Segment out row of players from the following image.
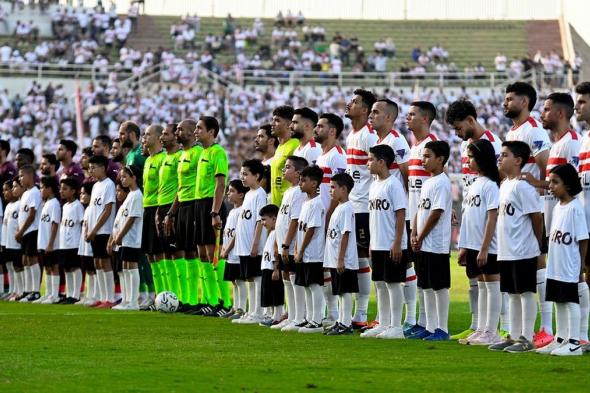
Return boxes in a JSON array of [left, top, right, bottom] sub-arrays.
[[2, 81, 590, 356]]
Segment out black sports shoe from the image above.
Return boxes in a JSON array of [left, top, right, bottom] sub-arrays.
[[194, 305, 213, 316], [60, 297, 79, 304], [25, 292, 41, 302], [16, 292, 30, 301], [177, 303, 195, 313], [215, 306, 233, 317], [185, 303, 207, 315]]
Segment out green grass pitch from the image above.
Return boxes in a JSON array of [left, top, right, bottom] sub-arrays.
[[1, 258, 589, 392]]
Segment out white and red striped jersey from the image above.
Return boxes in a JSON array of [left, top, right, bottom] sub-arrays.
[[544, 130, 580, 232], [579, 132, 590, 232], [376, 129, 411, 186], [505, 117, 551, 180], [460, 130, 502, 208], [408, 133, 438, 221], [293, 139, 322, 166], [346, 124, 379, 213], [316, 145, 347, 209]]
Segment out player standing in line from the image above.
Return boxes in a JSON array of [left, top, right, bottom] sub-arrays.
[[324, 173, 358, 336], [410, 141, 453, 341], [156, 124, 182, 296], [91, 135, 120, 182], [221, 180, 248, 319], [120, 121, 147, 168], [292, 107, 321, 165], [446, 99, 504, 340], [369, 99, 417, 332], [259, 204, 285, 326], [233, 159, 267, 324], [574, 81, 590, 350], [58, 178, 85, 305], [77, 182, 97, 306], [140, 125, 166, 299], [85, 156, 117, 308], [456, 139, 502, 346], [536, 164, 587, 356], [363, 144, 407, 339], [489, 141, 543, 353], [164, 119, 203, 312], [1, 182, 15, 299], [56, 139, 85, 185], [6, 180, 23, 300], [345, 89, 378, 329], [503, 82, 553, 346], [405, 101, 439, 337], [110, 166, 144, 310], [194, 116, 231, 317], [274, 156, 308, 330], [34, 177, 61, 304], [294, 166, 326, 333], [254, 124, 278, 166], [270, 106, 298, 206], [15, 165, 42, 302]]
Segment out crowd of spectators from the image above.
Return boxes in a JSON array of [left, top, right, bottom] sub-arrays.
[[493, 50, 583, 85]]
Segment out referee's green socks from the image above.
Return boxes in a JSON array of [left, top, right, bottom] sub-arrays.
[[163, 259, 178, 295], [215, 259, 232, 308], [186, 258, 200, 305], [151, 260, 165, 294], [175, 258, 189, 303], [201, 261, 220, 307]]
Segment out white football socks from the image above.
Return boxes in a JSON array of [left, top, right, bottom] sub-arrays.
[[253, 276, 262, 317], [536, 268, 553, 334], [309, 283, 323, 324], [521, 291, 537, 341], [469, 278, 479, 330], [353, 258, 371, 322], [23, 266, 31, 292], [509, 294, 522, 338], [273, 305, 284, 321], [578, 282, 589, 341], [500, 291, 510, 332], [554, 302, 567, 340], [435, 288, 450, 333], [340, 293, 353, 327], [105, 270, 115, 303], [293, 280, 306, 322], [235, 279, 247, 311], [15, 270, 23, 294], [129, 268, 140, 306], [6, 262, 14, 294], [304, 286, 313, 322], [387, 282, 404, 329], [477, 281, 487, 331], [71, 270, 81, 300], [323, 271, 338, 320], [485, 281, 501, 333], [31, 263, 40, 292], [87, 273, 96, 300], [375, 281, 390, 326], [65, 272, 73, 298], [283, 279, 295, 320], [424, 288, 437, 333], [403, 267, 417, 325], [417, 287, 426, 327], [51, 274, 60, 299], [95, 270, 105, 301], [567, 301, 581, 341]]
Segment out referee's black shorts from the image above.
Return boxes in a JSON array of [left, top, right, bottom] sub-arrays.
[[175, 200, 197, 252], [194, 197, 227, 246], [142, 206, 163, 255], [156, 204, 177, 255]]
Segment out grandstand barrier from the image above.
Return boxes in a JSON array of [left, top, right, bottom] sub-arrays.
[[0, 62, 133, 83]]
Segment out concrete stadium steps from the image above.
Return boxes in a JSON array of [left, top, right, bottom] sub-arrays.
[[571, 25, 590, 81], [526, 20, 562, 56], [144, 16, 530, 71], [126, 15, 171, 51]]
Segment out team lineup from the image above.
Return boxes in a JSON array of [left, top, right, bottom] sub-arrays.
[[3, 81, 590, 356]]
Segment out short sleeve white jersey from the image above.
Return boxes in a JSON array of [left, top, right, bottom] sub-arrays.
[[113, 189, 144, 248], [369, 175, 408, 251], [543, 130, 580, 232], [223, 207, 240, 264], [460, 130, 502, 207], [324, 201, 358, 269], [261, 230, 277, 270], [235, 187, 267, 256], [4, 201, 20, 250], [458, 176, 499, 253], [87, 177, 116, 236], [78, 207, 93, 257], [37, 198, 61, 251], [316, 145, 346, 209], [275, 186, 306, 255], [346, 124, 379, 213], [547, 199, 588, 283], [505, 117, 551, 180], [497, 178, 542, 260], [376, 129, 411, 185], [416, 173, 452, 254], [59, 200, 84, 250], [408, 133, 438, 221], [578, 132, 590, 232], [293, 139, 322, 166], [18, 186, 42, 235], [296, 196, 326, 262]]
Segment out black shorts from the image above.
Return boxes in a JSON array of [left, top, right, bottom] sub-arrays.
[[82, 256, 95, 273], [500, 258, 538, 294], [239, 255, 262, 279], [6, 248, 23, 268], [60, 249, 80, 270], [223, 262, 241, 281], [176, 200, 197, 252], [21, 231, 38, 257], [295, 262, 324, 287], [278, 254, 296, 273], [371, 250, 408, 283], [261, 269, 285, 307], [354, 213, 370, 250], [40, 250, 59, 267], [111, 248, 122, 273], [406, 220, 415, 264], [156, 204, 177, 255], [416, 252, 451, 290], [90, 234, 110, 259], [194, 198, 227, 246], [546, 278, 579, 303], [465, 249, 500, 278], [330, 268, 359, 295], [120, 247, 141, 263], [142, 206, 163, 255]]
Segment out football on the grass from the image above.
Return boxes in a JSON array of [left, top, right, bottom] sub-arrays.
[[155, 291, 179, 313]]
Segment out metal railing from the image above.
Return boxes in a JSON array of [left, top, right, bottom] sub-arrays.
[[0, 62, 134, 82]]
